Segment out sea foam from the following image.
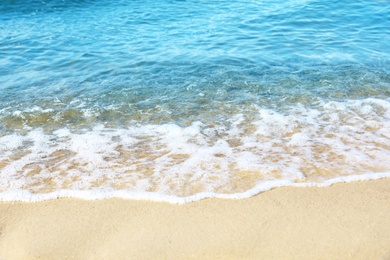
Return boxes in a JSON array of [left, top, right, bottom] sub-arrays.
[[1, 98, 390, 203]]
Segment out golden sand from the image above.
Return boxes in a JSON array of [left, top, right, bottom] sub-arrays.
[[1, 178, 390, 259]]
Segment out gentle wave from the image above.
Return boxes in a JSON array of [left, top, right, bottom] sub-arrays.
[[1, 98, 389, 200], [1, 0, 390, 202]]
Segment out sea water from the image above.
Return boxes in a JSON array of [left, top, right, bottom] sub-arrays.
[[0, 0, 389, 203]]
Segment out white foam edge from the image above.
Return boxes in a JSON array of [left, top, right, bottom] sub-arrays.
[[1, 172, 390, 204]]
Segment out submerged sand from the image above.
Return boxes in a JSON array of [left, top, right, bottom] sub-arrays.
[[1, 178, 390, 259]]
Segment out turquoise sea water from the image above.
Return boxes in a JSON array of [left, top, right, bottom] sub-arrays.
[[0, 0, 390, 202]]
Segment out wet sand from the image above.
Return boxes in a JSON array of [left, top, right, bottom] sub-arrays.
[[1, 178, 390, 259]]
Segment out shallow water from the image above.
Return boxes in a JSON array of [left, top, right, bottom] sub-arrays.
[[1, 0, 390, 202]]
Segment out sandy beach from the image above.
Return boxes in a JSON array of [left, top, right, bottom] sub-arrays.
[[1, 178, 390, 259]]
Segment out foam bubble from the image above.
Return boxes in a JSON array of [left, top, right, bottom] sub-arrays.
[[0, 98, 390, 202], [0, 172, 390, 204]]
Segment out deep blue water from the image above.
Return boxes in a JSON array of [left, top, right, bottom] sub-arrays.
[[0, 0, 390, 201]]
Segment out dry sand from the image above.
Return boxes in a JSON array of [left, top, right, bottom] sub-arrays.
[[1, 178, 390, 259]]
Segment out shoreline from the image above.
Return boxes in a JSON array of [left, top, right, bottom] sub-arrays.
[[1, 172, 390, 203], [1, 178, 390, 259]]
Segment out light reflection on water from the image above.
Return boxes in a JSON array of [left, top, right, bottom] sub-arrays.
[[0, 0, 390, 200]]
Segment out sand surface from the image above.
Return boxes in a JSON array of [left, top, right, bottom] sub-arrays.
[[1, 178, 390, 259]]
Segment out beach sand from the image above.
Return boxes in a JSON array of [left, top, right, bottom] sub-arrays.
[[1, 178, 390, 259]]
